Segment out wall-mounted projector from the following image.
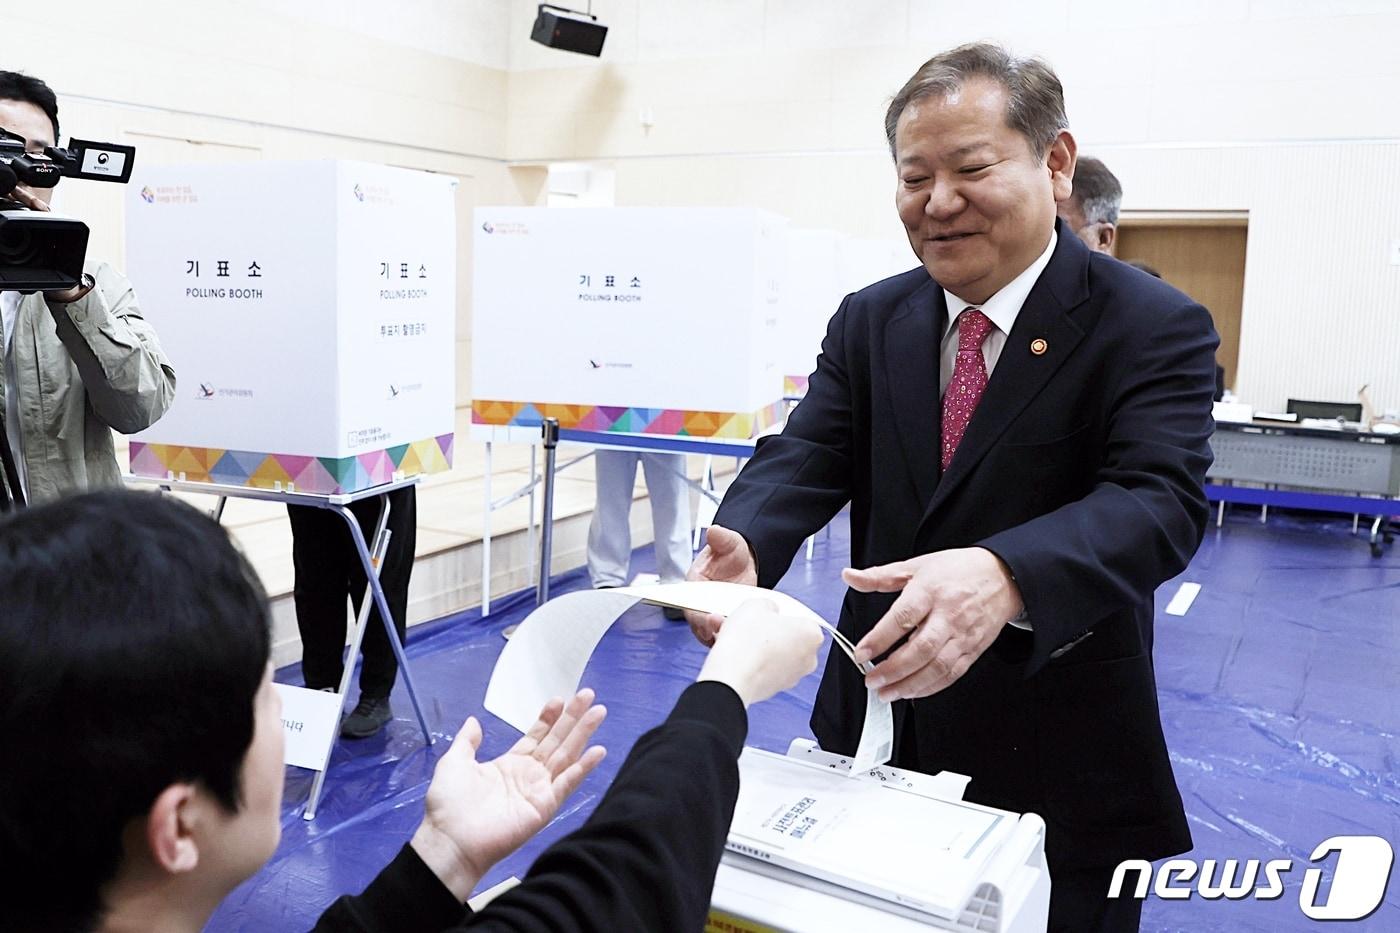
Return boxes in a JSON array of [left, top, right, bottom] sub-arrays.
[[530, 3, 608, 57]]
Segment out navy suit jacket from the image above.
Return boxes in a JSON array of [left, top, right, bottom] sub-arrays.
[[713, 222, 1217, 868]]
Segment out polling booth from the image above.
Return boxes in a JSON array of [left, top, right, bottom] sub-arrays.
[[837, 236, 916, 296], [123, 160, 458, 819], [778, 229, 843, 398], [126, 160, 457, 493], [471, 206, 788, 439]]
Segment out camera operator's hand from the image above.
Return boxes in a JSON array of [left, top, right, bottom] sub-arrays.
[[4, 181, 50, 212]]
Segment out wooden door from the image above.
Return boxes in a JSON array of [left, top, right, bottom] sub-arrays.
[[1116, 214, 1248, 392]]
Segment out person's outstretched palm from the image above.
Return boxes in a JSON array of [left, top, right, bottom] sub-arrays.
[[411, 690, 608, 899]]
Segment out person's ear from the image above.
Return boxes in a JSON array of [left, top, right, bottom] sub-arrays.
[[145, 784, 202, 874], [1098, 223, 1117, 254], [1047, 130, 1076, 203]]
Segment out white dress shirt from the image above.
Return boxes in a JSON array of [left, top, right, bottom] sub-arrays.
[[939, 229, 1058, 397], [934, 230, 1057, 630]]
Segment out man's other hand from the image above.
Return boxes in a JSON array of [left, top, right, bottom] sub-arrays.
[[683, 525, 757, 646], [847, 547, 1023, 701]]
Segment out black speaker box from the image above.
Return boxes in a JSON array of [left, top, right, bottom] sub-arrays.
[[530, 9, 608, 57]]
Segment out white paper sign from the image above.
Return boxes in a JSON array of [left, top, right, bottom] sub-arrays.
[[1164, 581, 1202, 616], [273, 683, 343, 772], [483, 582, 893, 773]]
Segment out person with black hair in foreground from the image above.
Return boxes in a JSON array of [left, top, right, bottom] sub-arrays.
[[0, 490, 822, 933]]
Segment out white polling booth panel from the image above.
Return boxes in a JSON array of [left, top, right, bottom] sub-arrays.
[[778, 229, 843, 398], [837, 237, 917, 296], [125, 160, 457, 493], [471, 207, 787, 438]]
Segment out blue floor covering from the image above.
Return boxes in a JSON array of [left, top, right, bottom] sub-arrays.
[[209, 507, 1399, 932]]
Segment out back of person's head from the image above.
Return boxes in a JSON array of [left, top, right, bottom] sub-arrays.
[[0, 69, 60, 141], [0, 490, 272, 932], [885, 42, 1067, 159], [1067, 156, 1122, 227]]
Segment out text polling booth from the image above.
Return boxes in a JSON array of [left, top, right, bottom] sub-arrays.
[[124, 161, 457, 813], [125, 161, 457, 492], [471, 207, 787, 439]]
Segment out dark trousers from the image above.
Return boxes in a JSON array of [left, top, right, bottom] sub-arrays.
[[894, 706, 1144, 933], [1048, 864, 1144, 933], [287, 487, 416, 698]]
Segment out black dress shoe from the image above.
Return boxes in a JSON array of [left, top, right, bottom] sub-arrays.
[[662, 605, 685, 622], [341, 695, 393, 738]]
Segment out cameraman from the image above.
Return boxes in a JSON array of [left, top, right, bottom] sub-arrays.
[[0, 71, 175, 508]]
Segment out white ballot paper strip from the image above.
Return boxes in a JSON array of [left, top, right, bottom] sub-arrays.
[[483, 581, 894, 772]]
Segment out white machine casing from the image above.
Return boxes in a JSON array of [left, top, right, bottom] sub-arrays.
[[708, 739, 1050, 933]]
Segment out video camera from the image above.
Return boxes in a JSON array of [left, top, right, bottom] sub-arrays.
[[0, 127, 135, 292]]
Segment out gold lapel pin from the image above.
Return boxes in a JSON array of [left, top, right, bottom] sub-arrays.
[[1030, 338, 1048, 356]]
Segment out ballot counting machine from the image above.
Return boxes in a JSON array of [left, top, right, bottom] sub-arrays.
[[707, 740, 1051, 933]]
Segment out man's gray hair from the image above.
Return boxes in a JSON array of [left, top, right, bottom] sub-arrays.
[[884, 43, 1068, 160], [1069, 156, 1122, 226]]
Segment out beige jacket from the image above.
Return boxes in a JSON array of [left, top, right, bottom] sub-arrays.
[[0, 261, 176, 505]]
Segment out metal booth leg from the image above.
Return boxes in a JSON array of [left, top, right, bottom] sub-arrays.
[[303, 500, 393, 821], [332, 498, 433, 746]]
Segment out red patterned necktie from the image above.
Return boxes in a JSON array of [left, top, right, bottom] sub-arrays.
[[941, 308, 995, 470]]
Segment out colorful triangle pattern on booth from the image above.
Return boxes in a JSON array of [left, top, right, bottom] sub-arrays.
[[128, 433, 455, 494], [470, 399, 786, 439]]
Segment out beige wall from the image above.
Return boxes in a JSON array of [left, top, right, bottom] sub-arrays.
[[3, 0, 539, 407], [6, 1, 1400, 412], [502, 0, 1400, 413]]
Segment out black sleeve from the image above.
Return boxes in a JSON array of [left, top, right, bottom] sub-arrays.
[[310, 681, 748, 933], [311, 842, 469, 932], [461, 681, 747, 932]]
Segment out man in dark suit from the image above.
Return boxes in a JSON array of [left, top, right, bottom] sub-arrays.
[[687, 43, 1218, 933]]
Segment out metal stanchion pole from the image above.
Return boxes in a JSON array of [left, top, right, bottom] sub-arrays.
[[537, 417, 559, 606], [504, 418, 560, 640]]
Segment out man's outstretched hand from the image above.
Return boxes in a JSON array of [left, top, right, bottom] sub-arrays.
[[410, 689, 608, 900]]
